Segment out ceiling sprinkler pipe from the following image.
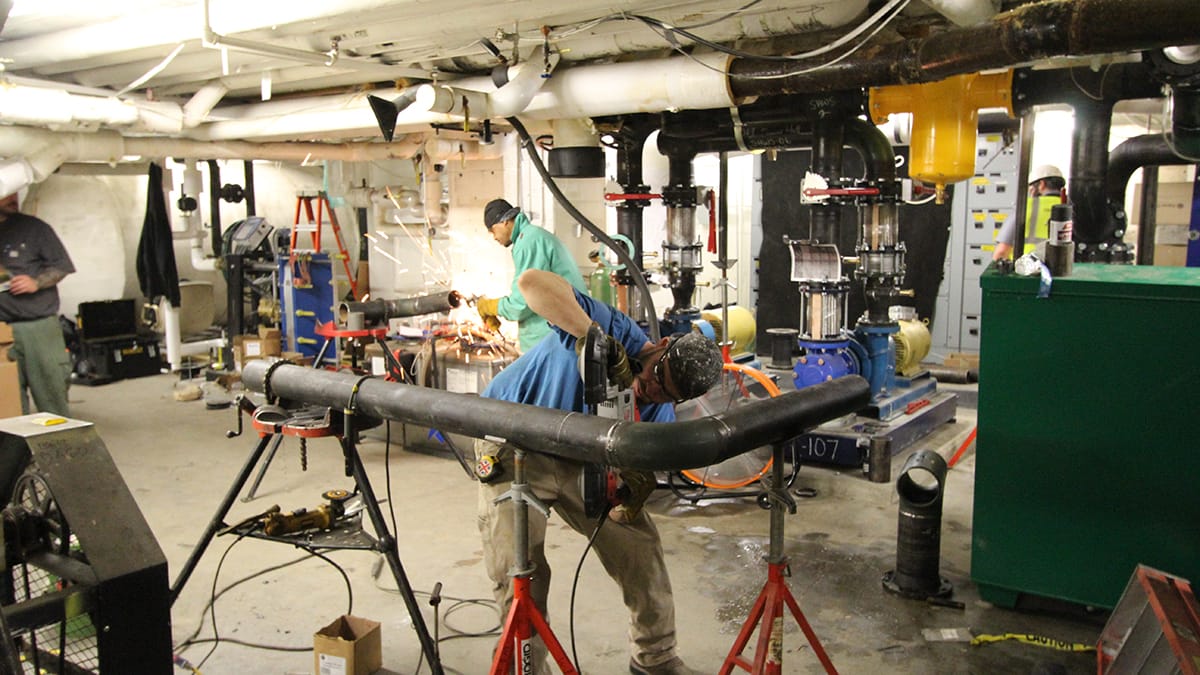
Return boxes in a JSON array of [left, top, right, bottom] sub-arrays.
[[338, 291, 462, 325], [242, 361, 870, 471]]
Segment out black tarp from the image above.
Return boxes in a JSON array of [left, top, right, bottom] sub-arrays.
[[136, 162, 181, 307]]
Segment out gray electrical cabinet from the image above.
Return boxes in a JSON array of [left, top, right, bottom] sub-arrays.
[[931, 130, 1020, 353]]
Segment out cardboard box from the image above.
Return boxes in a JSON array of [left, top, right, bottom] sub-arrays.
[[258, 326, 281, 341], [1130, 181, 1197, 227], [0, 321, 13, 344], [314, 615, 381, 675], [1154, 244, 1189, 267], [1, 362, 22, 418]]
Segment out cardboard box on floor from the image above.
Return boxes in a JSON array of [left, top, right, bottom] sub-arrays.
[[314, 615, 381, 675], [0, 362, 20, 418]]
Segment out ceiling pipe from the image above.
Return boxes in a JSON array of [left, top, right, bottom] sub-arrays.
[[182, 81, 230, 128], [242, 361, 871, 471], [192, 52, 732, 142], [0, 80, 183, 133], [728, 0, 1200, 97]]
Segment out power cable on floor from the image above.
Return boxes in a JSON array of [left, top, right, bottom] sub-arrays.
[[569, 506, 612, 673], [176, 536, 353, 668]]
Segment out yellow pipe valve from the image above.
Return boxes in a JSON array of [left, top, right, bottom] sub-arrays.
[[870, 71, 1014, 203]]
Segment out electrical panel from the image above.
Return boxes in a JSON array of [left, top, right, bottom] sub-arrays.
[[931, 131, 1020, 353]]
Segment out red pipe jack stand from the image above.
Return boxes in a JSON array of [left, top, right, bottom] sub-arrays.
[[720, 444, 839, 675], [489, 446, 579, 675]]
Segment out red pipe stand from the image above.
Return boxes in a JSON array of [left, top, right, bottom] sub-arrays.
[[719, 444, 839, 675], [488, 447, 580, 675]]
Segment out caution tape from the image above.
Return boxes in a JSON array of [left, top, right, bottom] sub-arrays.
[[971, 633, 1095, 652]]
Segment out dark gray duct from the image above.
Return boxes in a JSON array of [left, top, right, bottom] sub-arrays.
[[728, 0, 1200, 97], [242, 361, 870, 471]]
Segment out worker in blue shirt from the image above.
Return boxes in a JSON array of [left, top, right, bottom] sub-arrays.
[[475, 199, 586, 352], [474, 269, 722, 675]]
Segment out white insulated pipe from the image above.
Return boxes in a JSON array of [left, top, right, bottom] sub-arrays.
[[192, 52, 734, 141], [183, 81, 230, 128], [0, 81, 184, 134], [162, 303, 225, 371]]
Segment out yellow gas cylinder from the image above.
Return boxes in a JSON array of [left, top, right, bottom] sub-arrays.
[[698, 306, 757, 354]]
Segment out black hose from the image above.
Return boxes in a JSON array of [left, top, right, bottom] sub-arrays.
[[506, 116, 661, 341]]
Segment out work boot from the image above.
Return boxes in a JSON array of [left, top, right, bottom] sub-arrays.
[[628, 656, 702, 675]]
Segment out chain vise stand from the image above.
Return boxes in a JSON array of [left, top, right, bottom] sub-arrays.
[[170, 362, 444, 674]]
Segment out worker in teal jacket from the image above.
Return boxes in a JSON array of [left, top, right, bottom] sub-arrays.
[[476, 199, 586, 352]]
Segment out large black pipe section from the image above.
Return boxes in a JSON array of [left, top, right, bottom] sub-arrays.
[[243, 361, 870, 471], [207, 159, 222, 258], [656, 96, 821, 154], [882, 449, 953, 600], [1137, 167, 1159, 265], [507, 116, 661, 340], [1173, 88, 1200, 157], [337, 291, 463, 326], [1108, 134, 1194, 212], [729, 0, 1200, 97], [1070, 99, 1128, 261], [612, 115, 657, 285]]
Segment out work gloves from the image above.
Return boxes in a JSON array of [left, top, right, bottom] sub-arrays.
[[475, 296, 502, 331], [575, 323, 634, 389], [611, 470, 657, 524]]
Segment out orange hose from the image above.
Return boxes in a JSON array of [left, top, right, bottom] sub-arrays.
[[681, 363, 780, 489]]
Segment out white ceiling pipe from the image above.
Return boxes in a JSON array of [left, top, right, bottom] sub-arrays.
[[183, 81, 230, 128], [489, 44, 560, 117], [921, 0, 999, 26], [193, 51, 733, 141], [552, 118, 599, 148], [0, 127, 438, 171], [0, 81, 184, 133]]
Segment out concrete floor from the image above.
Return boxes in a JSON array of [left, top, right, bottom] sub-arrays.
[[47, 373, 1104, 674]]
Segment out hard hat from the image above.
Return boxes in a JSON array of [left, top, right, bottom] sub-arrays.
[[1030, 164, 1064, 184]]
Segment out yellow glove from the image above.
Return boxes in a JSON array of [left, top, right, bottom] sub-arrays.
[[611, 470, 657, 524], [476, 297, 501, 331]]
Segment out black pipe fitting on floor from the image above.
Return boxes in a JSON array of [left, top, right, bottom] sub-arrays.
[[883, 449, 954, 600]]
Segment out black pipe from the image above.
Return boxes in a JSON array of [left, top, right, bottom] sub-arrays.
[[882, 449, 953, 600], [1108, 134, 1190, 210], [243, 361, 870, 471], [1070, 100, 1128, 261], [729, 0, 1200, 97], [924, 365, 978, 384], [1012, 63, 1163, 114], [809, 115, 844, 244], [612, 116, 654, 285], [507, 116, 661, 340], [843, 118, 897, 187], [207, 159, 221, 258], [337, 291, 462, 325], [1137, 167, 1159, 265], [243, 160, 256, 217]]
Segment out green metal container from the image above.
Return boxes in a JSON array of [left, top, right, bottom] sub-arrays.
[[971, 263, 1200, 609]]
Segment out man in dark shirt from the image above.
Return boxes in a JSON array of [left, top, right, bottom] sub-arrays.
[[0, 192, 75, 416]]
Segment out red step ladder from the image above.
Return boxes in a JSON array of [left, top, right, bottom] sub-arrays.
[[291, 192, 360, 300]]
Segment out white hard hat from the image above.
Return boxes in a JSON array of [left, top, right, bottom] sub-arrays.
[[1030, 164, 1064, 183]]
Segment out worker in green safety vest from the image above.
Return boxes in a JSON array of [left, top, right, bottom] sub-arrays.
[[993, 164, 1067, 261]]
